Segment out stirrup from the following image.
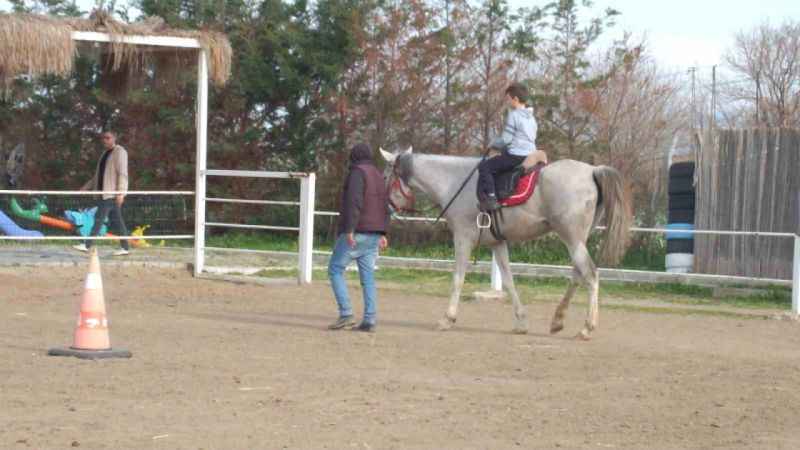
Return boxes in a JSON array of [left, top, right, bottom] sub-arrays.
[[476, 211, 492, 229]]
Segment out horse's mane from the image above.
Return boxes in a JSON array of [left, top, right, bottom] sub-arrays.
[[404, 152, 480, 179]]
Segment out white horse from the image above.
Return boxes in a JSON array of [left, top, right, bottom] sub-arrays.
[[380, 147, 631, 340]]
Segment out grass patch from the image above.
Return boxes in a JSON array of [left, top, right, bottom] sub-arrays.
[[249, 266, 791, 314], [207, 233, 302, 252], [252, 268, 297, 278], [718, 287, 792, 309], [200, 231, 668, 270]]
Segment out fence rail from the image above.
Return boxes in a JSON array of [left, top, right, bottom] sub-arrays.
[[0, 190, 194, 195], [197, 170, 315, 284], [310, 208, 798, 316]]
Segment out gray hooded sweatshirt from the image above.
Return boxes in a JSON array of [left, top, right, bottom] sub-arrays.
[[499, 107, 538, 157]]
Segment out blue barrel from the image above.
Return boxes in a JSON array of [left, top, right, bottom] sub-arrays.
[[665, 223, 694, 240]]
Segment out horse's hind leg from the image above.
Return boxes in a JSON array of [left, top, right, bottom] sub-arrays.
[[553, 226, 599, 339], [438, 235, 474, 331], [569, 241, 599, 340], [550, 268, 580, 334], [492, 242, 528, 334]]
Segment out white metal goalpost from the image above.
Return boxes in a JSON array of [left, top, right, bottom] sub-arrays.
[[193, 170, 316, 285], [190, 39, 316, 284], [63, 31, 318, 285]]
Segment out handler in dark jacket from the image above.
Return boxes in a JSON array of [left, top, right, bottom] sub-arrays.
[[327, 143, 390, 333]]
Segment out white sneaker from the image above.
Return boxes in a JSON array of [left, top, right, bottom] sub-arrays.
[[112, 249, 130, 257], [72, 244, 88, 253]]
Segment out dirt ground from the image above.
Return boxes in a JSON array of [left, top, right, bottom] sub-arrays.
[[1, 264, 799, 450]]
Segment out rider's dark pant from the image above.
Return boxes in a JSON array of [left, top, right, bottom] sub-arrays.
[[477, 153, 526, 198]]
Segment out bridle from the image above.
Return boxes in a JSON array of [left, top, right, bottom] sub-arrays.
[[386, 164, 418, 214], [384, 148, 497, 265], [386, 155, 478, 225], [385, 151, 484, 226]]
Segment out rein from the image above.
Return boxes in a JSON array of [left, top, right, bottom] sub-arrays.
[[389, 148, 492, 226], [387, 149, 497, 267], [432, 147, 493, 224]]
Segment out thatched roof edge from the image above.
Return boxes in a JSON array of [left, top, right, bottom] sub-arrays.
[[0, 11, 231, 87]]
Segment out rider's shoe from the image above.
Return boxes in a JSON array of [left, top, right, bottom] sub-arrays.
[[481, 194, 501, 211]]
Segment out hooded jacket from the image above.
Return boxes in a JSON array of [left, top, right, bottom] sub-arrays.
[[499, 107, 538, 157]]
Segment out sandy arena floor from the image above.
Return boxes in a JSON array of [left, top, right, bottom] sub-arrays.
[[1, 264, 799, 450]]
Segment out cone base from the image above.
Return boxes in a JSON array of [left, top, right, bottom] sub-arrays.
[[73, 329, 111, 352], [47, 347, 132, 360]]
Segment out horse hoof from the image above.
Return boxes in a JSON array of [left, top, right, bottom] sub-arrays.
[[437, 317, 456, 331], [550, 323, 564, 334], [574, 330, 591, 341], [512, 317, 528, 334]]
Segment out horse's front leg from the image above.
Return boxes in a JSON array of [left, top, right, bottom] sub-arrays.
[[438, 235, 475, 331], [492, 242, 528, 334]]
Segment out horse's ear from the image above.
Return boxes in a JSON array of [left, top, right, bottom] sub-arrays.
[[405, 146, 413, 154], [379, 147, 396, 163]]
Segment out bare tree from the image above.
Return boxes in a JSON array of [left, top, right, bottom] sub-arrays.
[[583, 37, 687, 223], [724, 20, 800, 128]]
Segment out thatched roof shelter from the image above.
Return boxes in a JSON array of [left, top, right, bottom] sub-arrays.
[[0, 10, 232, 87], [1, 11, 234, 278]]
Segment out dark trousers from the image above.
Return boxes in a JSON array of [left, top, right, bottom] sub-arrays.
[[477, 153, 526, 198], [86, 199, 129, 250]]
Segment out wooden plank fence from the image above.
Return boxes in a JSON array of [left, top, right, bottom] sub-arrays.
[[695, 128, 799, 279]]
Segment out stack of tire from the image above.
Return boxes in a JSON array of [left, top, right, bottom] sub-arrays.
[[666, 162, 695, 273]]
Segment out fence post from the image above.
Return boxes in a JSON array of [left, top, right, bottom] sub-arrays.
[[491, 250, 502, 291], [793, 234, 799, 318], [193, 49, 208, 277], [794, 189, 799, 319], [298, 173, 316, 285]]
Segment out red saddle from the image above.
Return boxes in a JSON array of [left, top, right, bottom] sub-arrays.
[[498, 164, 545, 207]]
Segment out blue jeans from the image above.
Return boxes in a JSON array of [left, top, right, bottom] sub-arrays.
[[328, 233, 381, 324], [86, 199, 129, 250]]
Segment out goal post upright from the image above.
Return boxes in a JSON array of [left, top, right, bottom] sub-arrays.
[[193, 49, 209, 277]]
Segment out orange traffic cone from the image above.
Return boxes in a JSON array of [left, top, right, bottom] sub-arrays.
[[48, 248, 131, 360]]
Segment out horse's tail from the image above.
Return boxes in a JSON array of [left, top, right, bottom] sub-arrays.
[[592, 165, 631, 267]]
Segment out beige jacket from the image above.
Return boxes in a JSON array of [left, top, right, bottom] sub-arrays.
[[81, 145, 129, 200]]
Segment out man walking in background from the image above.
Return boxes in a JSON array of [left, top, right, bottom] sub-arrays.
[[73, 131, 130, 256], [327, 143, 390, 333]]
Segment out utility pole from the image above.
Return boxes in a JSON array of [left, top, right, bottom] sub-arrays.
[[443, 0, 452, 152], [755, 71, 761, 126], [688, 66, 697, 130], [711, 65, 717, 131]]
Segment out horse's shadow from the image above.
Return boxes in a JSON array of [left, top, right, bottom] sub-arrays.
[[181, 310, 552, 337]]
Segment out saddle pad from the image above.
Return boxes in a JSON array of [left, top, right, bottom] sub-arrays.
[[499, 165, 544, 207]]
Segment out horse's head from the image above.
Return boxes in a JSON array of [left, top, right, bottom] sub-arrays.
[[380, 146, 416, 214]]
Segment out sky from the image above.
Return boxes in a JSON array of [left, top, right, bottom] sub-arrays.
[[2, 0, 799, 70], [508, 0, 800, 70]]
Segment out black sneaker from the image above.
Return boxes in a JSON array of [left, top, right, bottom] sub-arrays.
[[328, 315, 356, 330], [352, 322, 376, 333]]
